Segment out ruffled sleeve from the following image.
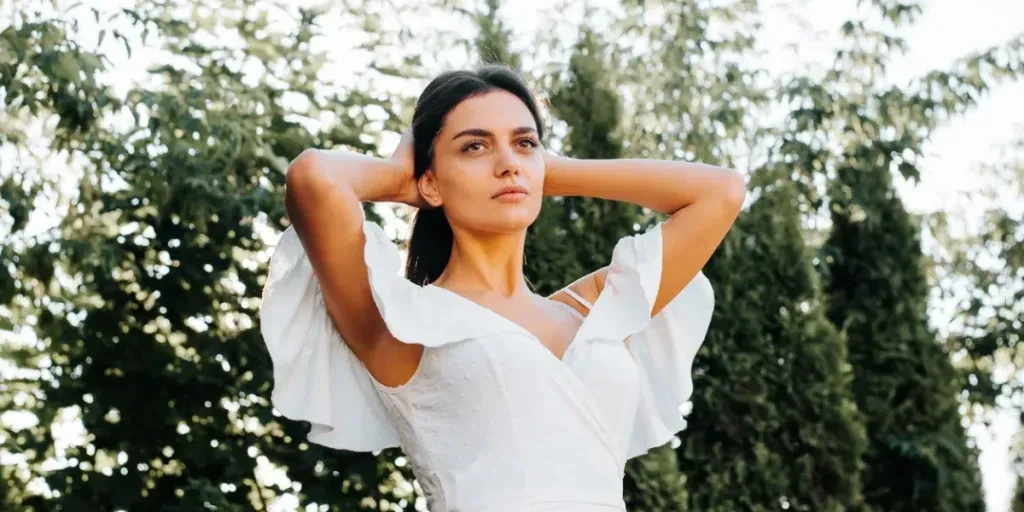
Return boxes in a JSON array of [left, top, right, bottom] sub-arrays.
[[626, 271, 714, 459], [259, 215, 497, 452], [574, 223, 715, 460]]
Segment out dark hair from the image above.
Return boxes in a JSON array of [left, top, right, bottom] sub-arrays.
[[404, 65, 545, 286]]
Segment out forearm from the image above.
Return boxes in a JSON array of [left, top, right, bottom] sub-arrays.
[[543, 156, 744, 214], [287, 148, 406, 204]]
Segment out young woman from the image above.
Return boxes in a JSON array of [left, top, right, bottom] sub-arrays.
[[260, 65, 744, 511]]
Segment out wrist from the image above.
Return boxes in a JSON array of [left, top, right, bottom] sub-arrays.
[[379, 160, 413, 203], [345, 156, 408, 203]]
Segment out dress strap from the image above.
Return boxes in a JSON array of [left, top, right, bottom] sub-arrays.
[[562, 288, 594, 311]]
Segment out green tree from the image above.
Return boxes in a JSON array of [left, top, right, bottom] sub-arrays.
[[677, 174, 867, 512], [929, 134, 1023, 512], [612, 0, 766, 165], [932, 134, 1024, 409], [795, 3, 1024, 510], [824, 161, 984, 512], [0, 2, 407, 509], [475, 0, 521, 70], [622, 445, 688, 512], [1, 10, 120, 509]]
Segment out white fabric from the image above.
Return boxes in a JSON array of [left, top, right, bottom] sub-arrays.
[[260, 216, 714, 511]]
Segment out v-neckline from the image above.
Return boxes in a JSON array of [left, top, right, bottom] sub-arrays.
[[427, 284, 588, 363]]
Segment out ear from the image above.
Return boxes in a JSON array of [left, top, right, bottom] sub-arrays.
[[417, 168, 443, 207]]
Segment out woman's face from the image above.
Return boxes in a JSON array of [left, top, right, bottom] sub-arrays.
[[419, 90, 545, 236]]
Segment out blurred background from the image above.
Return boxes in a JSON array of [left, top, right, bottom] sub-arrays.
[[1, 0, 1022, 510]]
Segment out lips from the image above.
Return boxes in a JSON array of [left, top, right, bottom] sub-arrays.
[[493, 185, 529, 198]]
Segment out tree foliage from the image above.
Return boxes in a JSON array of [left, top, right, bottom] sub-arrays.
[[795, 3, 1023, 510], [1, 3, 409, 510], [680, 175, 868, 512], [2, 0, 1022, 510]]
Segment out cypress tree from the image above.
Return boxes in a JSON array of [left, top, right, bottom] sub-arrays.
[[680, 174, 868, 512]]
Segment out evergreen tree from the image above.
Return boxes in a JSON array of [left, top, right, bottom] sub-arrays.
[[622, 445, 688, 512], [678, 173, 867, 512], [796, 3, 1024, 510], [0, 2, 406, 509], [824, 164, 984, 512]]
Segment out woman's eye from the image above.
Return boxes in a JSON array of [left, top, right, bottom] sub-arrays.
[[519, 138, 539, 148], [462, 140, 485, 152]]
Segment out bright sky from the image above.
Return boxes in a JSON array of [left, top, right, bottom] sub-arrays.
[[2, 0, 1023, 510]]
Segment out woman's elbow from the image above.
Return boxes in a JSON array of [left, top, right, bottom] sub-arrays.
[[719, 170, 746, 210], [283, 149, 330, 222], [285, 149, 324, 192]]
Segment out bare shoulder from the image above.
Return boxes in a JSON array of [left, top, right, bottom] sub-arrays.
[[547, 267, 609, 318]]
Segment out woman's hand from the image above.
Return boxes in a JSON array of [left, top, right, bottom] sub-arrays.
[[388, 128, 429, 208]]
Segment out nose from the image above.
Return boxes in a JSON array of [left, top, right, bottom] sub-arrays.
[[495, 145, 521, 177]]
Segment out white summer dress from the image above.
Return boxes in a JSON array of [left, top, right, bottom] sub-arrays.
[[260, 214, 715, 512]]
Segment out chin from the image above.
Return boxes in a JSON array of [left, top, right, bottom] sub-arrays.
[[482, 204, 541, 233]]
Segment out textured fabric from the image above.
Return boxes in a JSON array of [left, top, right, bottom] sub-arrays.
[[260, 215, 714, 511]]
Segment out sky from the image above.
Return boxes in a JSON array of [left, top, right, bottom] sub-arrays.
[[2, 0, 1024, 510]]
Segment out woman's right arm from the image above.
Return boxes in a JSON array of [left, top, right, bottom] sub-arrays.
[[283, 136, 423, 387]]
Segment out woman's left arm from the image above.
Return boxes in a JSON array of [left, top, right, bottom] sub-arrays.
[[543, 153, 745, 316]]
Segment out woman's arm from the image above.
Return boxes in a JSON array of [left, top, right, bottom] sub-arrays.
[[284, 134, 423, 386], [544, 154, 745, 316]]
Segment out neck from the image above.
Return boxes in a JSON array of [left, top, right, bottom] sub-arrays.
[[434, 227, 529, 298]]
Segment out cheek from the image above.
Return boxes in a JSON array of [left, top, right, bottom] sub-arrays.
[[434, 163, 488, 208], [436, 151, 545, 204]]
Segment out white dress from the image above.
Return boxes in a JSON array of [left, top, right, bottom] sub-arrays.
[[260, 214, 715, 512]]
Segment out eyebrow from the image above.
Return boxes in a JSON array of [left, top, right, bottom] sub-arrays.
[[451, 126, 537, 140]]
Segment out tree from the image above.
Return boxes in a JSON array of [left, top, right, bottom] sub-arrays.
[[1, 2, 409, 509], [931, 134, 1024, 409], [611, 0, 767, 166], [622, 445, 688, 512], [930, 132, 1023, 512], [824, 158, 985, 512], [798, 3, 1024, 510], [474, 0, 521, 71], [676, 173, 868, 512]]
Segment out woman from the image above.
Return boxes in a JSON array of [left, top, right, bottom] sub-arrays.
[[260, 65, 745, 511]]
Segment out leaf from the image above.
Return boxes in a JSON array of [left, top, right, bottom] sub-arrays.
[[53, 51, 81, 82]]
